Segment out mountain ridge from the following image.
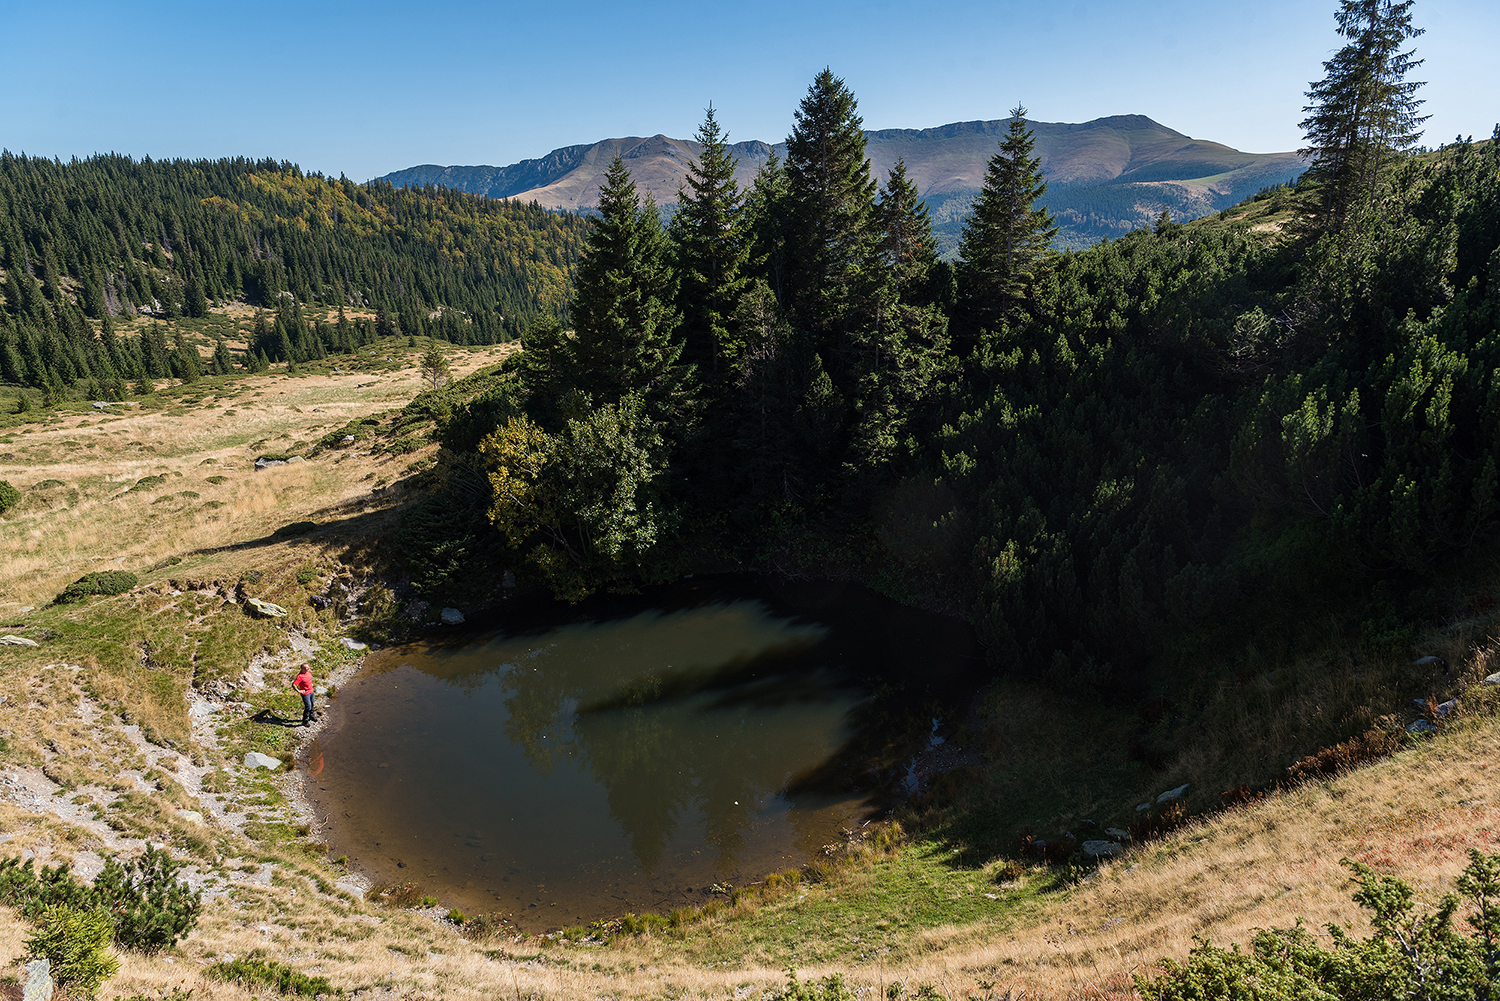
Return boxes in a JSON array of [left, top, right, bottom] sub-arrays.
[[379, 114, 1307, 248]]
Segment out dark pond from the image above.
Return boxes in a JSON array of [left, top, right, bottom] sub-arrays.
[[303, 577, 983, 929]]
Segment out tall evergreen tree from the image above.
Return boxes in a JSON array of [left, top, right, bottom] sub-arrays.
[[568, 156, 687, 411], [783, 69, 878, 341], [1299, 0, 1428, 232], [875, 159, 938, 306], [955, 105, 1057, 344], [670, 106, 750, 382]]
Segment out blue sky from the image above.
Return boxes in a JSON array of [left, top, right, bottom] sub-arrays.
[[5, 0, 1496, 181]]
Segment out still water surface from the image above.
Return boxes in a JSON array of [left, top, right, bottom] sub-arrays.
[[304, 578, 981, 928]]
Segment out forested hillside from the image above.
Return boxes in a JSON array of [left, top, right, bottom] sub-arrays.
[[0, 154, 588, 392], [413, 47, 1500, 708]]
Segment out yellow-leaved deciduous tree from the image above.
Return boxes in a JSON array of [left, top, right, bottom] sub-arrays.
[[478, 392, 670, 601], [479, 412, 557, 548]]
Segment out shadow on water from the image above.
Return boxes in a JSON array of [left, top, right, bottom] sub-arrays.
[[305, 575, 987, 928]]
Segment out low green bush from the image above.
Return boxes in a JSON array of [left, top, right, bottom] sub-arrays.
[[0, 479, 18, 514], [93, 845, 203, 955], [206, 957, 332, 998], [2, 848, 202, 957], [25, 906, 119, 998], [1137, 850, 1500, 999], [57, 571, 139, 604]]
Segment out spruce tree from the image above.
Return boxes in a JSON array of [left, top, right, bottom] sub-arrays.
[[955, 105, 1057, 343], [670, 106, 750, 381], [783, 69, 879, 340], [876, 159, 938, 305], [1300, 0, 1428, 231], [568, 155, 687, 410]]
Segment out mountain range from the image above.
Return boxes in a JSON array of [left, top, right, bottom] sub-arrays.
[[378, 115, 1307, 251]]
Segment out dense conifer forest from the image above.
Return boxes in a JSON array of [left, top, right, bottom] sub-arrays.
[[409, 25, 1500, 703], [0, 154, 587, 392]]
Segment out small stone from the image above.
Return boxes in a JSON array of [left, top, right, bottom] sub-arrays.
[[286, 456, 306, 464], [244, 751, 281, 770], [1135, 802, 1152, 812], [246, 598, 287, 618], [1156, 783, 1190, 805], [441, 607, 465, 625], [0, 635, 40, 647], [1435, 699, 1458, 718], [1412, 655, 1448, 669], [254, 458, 286, 470], [1082, 840, 1122, 859], [1104, 827, 1132, 843], [23, 958, 53, 1001], [1485, 672, 1500, 686], [339, 637, 368, 651], [1407, 719, 1439, 734], [341, 435, 356, 445], [178, 810, 204, 825]]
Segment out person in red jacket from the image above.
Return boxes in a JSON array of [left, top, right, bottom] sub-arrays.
[[293, 664, 316, 726]]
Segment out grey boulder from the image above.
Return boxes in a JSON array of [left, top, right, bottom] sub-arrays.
[[1156, 783, 1190, 805], [24, 958, 52, 1001], [1406, 719, 1439, 734], [246, 597, 287, 618], [244, 751, 281, 770], [1082, 840, 1123, 859], [441, 607, 465, 625]]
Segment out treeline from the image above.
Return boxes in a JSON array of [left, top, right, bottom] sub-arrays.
[[421, 42, 1500, 692], [0, 152, 589, 391]]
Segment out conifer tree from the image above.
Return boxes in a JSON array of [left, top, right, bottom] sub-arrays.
[[1300, 0, 1428, 231], [955, 105, 1057, 343], [783, 69, 879, 340], [568, 156, 687, 410], [670, 106, 750, 381], [876, 159, 938, 305]]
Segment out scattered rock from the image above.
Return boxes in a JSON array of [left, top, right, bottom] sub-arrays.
[[335, 881, 365, 900], [24, 958, 52, 1001], [1082, 840, 1123, 859], [1406, 719, 1439, 734], [441, 607, 465, 625], [1104, 827, 1132, 842], [1435, 699, 1458, 718], [244, 751, 281, 770], [340, 435, 356, 445], [1486, 672, 1500, 686], [246, 598, 287, 618], [254, 457, 287, 470], [178, 810, 204, 825], [1156, 783, 1189, 805], [1413, 655, 1448, 670], [310, 595, 332, 609], [339, 637, 368, 651], [286, 456, 306, 465], [1135, 802, 1152, 812], [502, 570, 516, 588], [0, 635, 40, 647]]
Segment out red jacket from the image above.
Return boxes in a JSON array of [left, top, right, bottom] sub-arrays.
[[293, 670, 314, 694]]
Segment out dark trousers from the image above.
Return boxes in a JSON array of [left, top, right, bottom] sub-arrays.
[[301, 692, 315, 723]]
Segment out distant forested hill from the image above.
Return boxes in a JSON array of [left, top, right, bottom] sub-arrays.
[[0, 153, 588, 391], [379, 115, 1306, 249]]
